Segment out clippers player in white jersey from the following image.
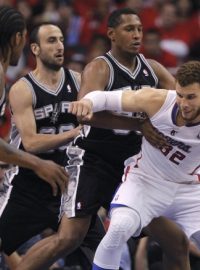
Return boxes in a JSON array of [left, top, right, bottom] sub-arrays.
[[69, 60, 200, 270], [0, 7, 68, 204], [16, 8, 190, 270]]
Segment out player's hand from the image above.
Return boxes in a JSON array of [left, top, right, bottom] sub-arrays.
[[34, 160, 69, 196], [68, 99, 93, 121], [140, 118, 169, 149]]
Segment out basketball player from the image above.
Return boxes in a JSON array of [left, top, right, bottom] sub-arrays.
[[69, 60, 200, 270], [0, 6, 68, 196], [15, 8, 189, 270], [0, 22, 83, 258]]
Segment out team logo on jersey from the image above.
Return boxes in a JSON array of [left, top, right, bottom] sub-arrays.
[[143, 69, 149, 76], [50, 103, 60, 124], [170, 130, 178, 136], [67, 84, 72, 93]]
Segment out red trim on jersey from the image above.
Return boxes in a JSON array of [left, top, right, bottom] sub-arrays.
[[124, 166, 130, 182], [134, 153, 142, 168]]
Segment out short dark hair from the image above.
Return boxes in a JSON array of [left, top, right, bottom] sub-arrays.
[[0, 6, 26, 60], [176, 61, 200, 87], [107, 7, 139, 28], [29, 22, 61, 45]]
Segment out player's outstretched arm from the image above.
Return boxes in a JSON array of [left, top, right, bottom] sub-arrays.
[[0, 138, 68, 196], [70, 88, 167, 118]]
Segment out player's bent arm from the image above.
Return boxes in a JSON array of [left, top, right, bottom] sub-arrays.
[[9, 80, 80, 154], [148, 59, 175, 89], [78, 111, 141, 131]]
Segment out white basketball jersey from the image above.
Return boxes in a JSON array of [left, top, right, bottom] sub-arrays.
[[128, 90, 200, 184]]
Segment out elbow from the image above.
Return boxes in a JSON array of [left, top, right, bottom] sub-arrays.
[[22, 140, 39, 154]]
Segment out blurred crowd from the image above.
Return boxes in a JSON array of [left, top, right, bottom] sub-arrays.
[[1, 0, 200, 83]]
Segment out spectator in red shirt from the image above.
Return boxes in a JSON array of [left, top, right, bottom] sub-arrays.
[[141, 28, 178, 75]]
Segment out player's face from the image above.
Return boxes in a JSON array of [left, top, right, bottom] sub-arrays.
[[37, 25, 64, 71], [176, 82, 200, 124], [9, 29, 27, 66], [108, 14, 143, 56]]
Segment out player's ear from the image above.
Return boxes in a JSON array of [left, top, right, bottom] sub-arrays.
[[30, 43, 40, 56], [107, 27, 115, 42]]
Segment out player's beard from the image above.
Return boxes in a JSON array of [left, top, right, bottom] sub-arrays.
[[181, 107, 200, 123], [41, 57, 63, 71]]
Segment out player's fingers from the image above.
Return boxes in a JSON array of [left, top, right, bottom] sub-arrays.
[[82, 105, 90, 117], [68, 102, 74, 113], [75, 103, 83, 117], [71, 103, 79, 115], [69, 102, 79, 115]]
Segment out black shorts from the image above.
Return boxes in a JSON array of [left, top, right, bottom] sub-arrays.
[[62, 152, 123, 218], [0, 184, 60, 255]]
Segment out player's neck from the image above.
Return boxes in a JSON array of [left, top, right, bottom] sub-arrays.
[[32, 66, 63, 91], [110, 50, 137, 72]]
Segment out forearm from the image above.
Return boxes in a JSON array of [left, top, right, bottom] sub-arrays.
[[22, 131, 77, 154], [79, 111, 141, 131], [83, 90, 123, 112], [0, 139, 42, 170]]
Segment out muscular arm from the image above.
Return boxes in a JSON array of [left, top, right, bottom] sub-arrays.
[[121, 88, 167, 117], [70, 87, 168, 120], [9, 80, 80, 154]]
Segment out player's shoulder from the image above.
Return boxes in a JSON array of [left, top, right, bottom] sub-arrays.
[[146, 58, 163, 72], [10, 77, 30, 92], [85, 57, 110, 72]]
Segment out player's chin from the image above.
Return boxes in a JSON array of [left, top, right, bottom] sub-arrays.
[[127, 48, 140, 56]]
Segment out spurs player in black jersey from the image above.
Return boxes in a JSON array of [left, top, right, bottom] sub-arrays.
[[0, 23, 84, 258], [0, 7, 67, 199], [16, 8, 190, 270]]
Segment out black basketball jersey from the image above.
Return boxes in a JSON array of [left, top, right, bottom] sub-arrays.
[[76, 52, 159, 168], [8, 68, 79, 197]]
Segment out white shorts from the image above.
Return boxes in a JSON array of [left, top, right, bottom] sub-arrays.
[[111, 167, 200, 239]]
